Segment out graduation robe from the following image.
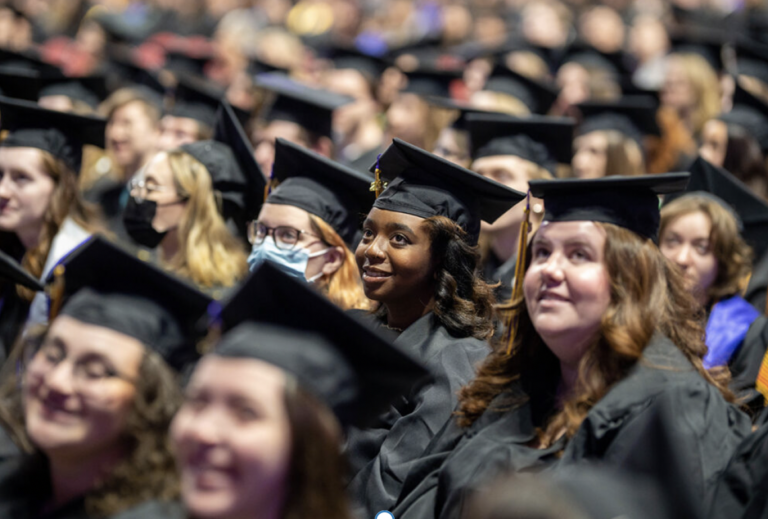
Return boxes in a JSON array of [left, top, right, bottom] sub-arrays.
[[745, 250, 768, 315], [345, 311, 490, 515], [391, 334, 751, 519]]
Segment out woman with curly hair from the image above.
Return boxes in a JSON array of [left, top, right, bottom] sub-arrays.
[[659, 157, 768, 408], [346, 139, 525, 516], [391, 173, 752, 519], [0, 237, 212, 519]]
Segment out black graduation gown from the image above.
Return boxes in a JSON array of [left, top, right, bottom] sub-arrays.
[[110, 500, 185, 519], [708, 420, 768, 519], [728, 315, 768, 412], [391, 393, 563, 519], [345, 311, 490, 515], [746, 250, 768, 315], [481, 250, 515, 303], [558, 334, 752, 508], [0, 284, 30, 368]]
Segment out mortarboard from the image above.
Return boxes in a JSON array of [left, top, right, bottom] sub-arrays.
[[164, 50, 212, 77], [466, 113, 575, 173], [38, 74, 109, 110], [370, 138, 526, 243], [576, 97, 660, 149], [425, 96, 501, 131], [482, 64, 558, 114], [267, 138, 374, 245], [168, 73, 222, 129], [529, 173, 691, 242], [0, 96, 106, 172], [255, 73, 353, 138], [181, 102, 266, 236], [50, 236, 212, 370], [248, 56, 290, 76], [669, 30, 728, 71], [0, 49, 63, 101], [720, 82, 768, 153], [330, 45, 388, 83], [558, 42, 635, 76], [734, 39, 768, 85], [106, 45, 166, 108], [400, 68, 462, 98], [0, 249, 43, 292], [214, 262, 431, 427], [665, 156, 768, 259]]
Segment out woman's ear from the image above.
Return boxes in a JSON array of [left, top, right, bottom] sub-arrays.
[[321, 246, 346, 276]]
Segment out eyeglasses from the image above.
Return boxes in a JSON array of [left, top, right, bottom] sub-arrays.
[[128, 177, 175, 203], [247, 222, 320, 250], [23, 341, 136, 398]]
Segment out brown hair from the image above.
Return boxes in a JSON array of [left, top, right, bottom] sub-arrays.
[[670, 53, 722, 137], [98, 88, 162, 125], [722, 124, 768, 200], [457, 223, 732, 443], [307, 214, 372, 311], [165, 150, 249, 289], [10, 151, 99, 302], [602, 130, 645, 177], [282, 384, 352, 519], [0, 325, 182, 516], [660, 194, 753, 305], [424, 215, 497, 340]]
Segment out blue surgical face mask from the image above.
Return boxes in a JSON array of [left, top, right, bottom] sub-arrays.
[[247, 238, 329, 283]]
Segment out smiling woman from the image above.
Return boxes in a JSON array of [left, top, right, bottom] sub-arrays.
[[346, 139, 525, 515]]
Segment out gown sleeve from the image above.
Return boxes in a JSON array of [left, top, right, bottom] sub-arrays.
[[347, 338, 488, 515]]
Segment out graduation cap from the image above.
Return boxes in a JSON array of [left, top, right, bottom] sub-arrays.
[[164, 50, 211, 77], [720, 82, 768, 153], [247, 56, 290, 76], [558, 42, 635, 76], [330, 45, 388, 83], [168, 73, 223, 129], [214, 262, 430, 427], [255, 73, 353, 138], [0, 49, 63, 101], [50, 236, 212, 370], [371, 138, 526, 243], [38, 74, 109, 110], [0, 96, 106, 172], [180, 102, 266, 235], [267, 138, 374, 245], [466, 113, 575, 173], [425, 96, 501, 131], [734, 39, 768, 85], [401, 68, 462, 98], [0, 249, 43, 292], [576, 97, 660, 149], [665, 156, 768, 259], [483, 64, 558, 114], [106, 45, 166, 107], [669, 30, 727, 71], [528, 173, 690, 242]]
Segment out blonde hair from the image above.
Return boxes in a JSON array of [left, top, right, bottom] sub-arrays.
[[660, 194, 753, 305], [308, 214, 372, 311], [165, 150, 248, 289], [672, 53, 722, 136]]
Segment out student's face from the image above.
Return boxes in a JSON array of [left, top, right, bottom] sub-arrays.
[[524, 221, 611, 366], [38, 95, 76, 113], [385, 93, 428, 148], [473, 154, 534, 234], [252, 120, 308, 175], [171, 356, 292, 519], [106, 101, 160, 173], [0, 147, 55, 241], [433, 128, 470, 168], [255, 203, 338, 280], [699, 119, 728, 168], [356, 208, 434, 307], [659, 210, 718, 304], [130, 153, 187, 233], [661, 57, 694, 112], [572, 131, 609, 179], [158, 115, 202, 151], [23, 316, 143, 463]]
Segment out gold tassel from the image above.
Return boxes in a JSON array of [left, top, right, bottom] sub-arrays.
[[48, 265, 66, 321], [504, 192, 531, 356], [264, 165, 276, 203], [369, 154, 387, 198]]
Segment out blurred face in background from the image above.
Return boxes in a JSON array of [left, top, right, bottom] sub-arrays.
[[106, 100, 160, 177], [699, 119, 728, 168]]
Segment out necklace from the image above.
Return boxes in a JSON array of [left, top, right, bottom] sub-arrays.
[[383, 323, 404, 333]]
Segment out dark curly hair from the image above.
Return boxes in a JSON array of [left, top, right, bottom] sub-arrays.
[[456, 223, 733, 445], [0, 325, 182, 517]]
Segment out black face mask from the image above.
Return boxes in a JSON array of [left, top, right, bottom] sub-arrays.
[[122, 198, 168, 249]]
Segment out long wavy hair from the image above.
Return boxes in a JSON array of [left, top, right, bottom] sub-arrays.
[[282, 384, 352, 519], [660, 194, 753, 306], [0, 150, 99, 302], [0, 325, 182, 517], [307, 214, 372, 311], [456, 223, 732, 444], [425, 216, 497, 340], [165, 150, 248, 289]]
